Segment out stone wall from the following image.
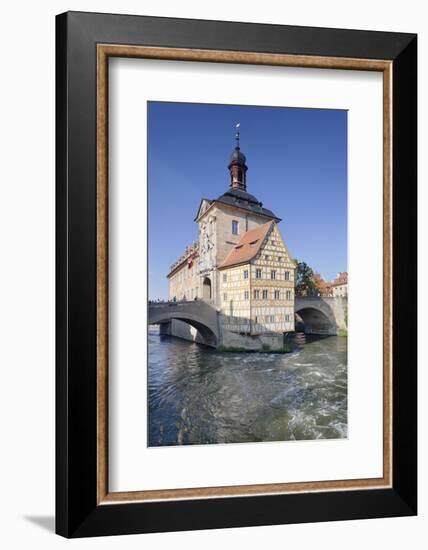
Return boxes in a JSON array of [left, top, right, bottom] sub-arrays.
[[165, 315, 285, 351], [168, 318, 284, 351], [328, 296, 347, 330], [221, 326, 284, 351]]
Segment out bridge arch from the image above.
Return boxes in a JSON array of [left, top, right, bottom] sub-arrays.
[[148, 301, 219, 347], [295, 298, 337, 335]]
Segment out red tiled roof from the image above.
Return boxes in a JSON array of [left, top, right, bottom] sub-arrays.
[[331, 272, 348, 286], [218, 221, 274, 269]]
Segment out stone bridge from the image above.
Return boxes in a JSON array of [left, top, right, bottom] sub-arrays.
[[295, 296, 347, 335], [149, 296, 347, 347], [148, 300, 220, 347]]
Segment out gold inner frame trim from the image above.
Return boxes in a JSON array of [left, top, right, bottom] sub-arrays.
[[96, 44, 393, 505]]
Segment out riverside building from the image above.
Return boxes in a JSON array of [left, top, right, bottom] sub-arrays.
[[167, 130, 296, 336]]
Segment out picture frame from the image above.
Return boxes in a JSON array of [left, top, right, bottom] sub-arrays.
[[56, 11, 417, 537]]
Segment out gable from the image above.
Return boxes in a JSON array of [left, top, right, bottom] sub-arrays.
[[194, 198, 212, 221], [256, 224, 294, 265]]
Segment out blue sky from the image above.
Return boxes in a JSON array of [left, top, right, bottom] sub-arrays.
[[148, 102, 347, 300]]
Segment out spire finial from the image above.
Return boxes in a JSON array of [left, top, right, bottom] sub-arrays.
[[235, 122, 240, 149], [228, 123, 247, 191]]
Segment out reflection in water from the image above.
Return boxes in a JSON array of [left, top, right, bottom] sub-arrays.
[[148, 328, 347, 446]]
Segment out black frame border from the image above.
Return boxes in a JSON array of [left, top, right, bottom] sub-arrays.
[[56, 11, 417, 538]]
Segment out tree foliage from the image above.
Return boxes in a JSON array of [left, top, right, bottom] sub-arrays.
[[313, 276, 330, 297], [295, 261, 317, 296]]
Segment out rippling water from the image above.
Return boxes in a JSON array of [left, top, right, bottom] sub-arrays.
[[148, 328, 347, 446]]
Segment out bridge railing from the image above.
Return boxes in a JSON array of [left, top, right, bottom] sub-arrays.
[[148, 298, 215, 308]]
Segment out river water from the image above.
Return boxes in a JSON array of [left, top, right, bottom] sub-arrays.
[[148, 328, 347, 446]]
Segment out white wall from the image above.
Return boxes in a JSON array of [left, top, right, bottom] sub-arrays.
[[0, 0, 425, 548]]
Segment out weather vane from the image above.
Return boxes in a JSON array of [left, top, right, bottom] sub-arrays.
[[235, 122, 240, 148]]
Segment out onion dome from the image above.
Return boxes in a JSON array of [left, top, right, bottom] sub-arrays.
[[228, 126, 248, 190]]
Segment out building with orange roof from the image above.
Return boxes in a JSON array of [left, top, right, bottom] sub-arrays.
[[330, 272, 348, 297], [218, 221, 295, 334], [168, 129, 296, 335]]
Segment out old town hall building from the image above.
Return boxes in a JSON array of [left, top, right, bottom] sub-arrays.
[[167, 131, 296, 335]]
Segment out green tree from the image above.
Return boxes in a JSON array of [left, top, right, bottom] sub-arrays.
[[295, 261, 317, 296]]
